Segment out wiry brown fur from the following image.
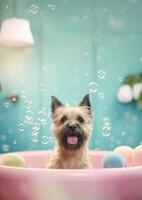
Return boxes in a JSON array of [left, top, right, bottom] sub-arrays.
[[47, 95, 92, 169]]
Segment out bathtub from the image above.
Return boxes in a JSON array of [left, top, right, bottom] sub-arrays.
[[0, 150, 142, 200]]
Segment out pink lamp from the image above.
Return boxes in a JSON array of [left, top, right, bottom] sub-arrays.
[[0, 18, 34, 47]]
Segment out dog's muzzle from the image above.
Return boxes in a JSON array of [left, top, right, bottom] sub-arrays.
[[61, 125, 84, 150]]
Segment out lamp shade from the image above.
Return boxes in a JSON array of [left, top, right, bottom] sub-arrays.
[[0, 18, 34, 46]]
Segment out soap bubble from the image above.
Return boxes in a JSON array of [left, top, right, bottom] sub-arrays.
[[2, 144, 9, 152], [41, 136, 49, 145], [30, 134, 38, 143], [13, 140, 17, 145], [89, 82, 98, 93], [117, 77, 123, 82], [116, 140, 122, 145], [40, 83, 47, 92], [3, 101, 9, 108], [32, 123, 40, 133], [48, 4, 56, 10], [24, 111, 33, 124], [30, 4, 39, 14], [21, 90, 27, 98], [98, 92, 105, 99], [18, 123, 25, 132], [38, 110, 47, 124], [98, 70, 106, 79], [24, 100, 32, 110], [121, 131, 126, 136], [102, 126, 111, 137], [0, 134, 6, 141]]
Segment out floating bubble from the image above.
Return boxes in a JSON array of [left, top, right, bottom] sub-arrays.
[[98, 92, 105, 99], [21, 90, 27, 98], [40, 83, 47, 92], [18, 123, 25, 132], [116, 140, 122, 145], [3, 101, 9, 108], [13, 140, 17, 145], [48, 4, 56, 10], [0, 134, 6, 141], [103, 117, 110, 122], [121, 131, 126, 136], [89, 82, 98, 93], [24, 100, 32, 110], [32, 123, 40, 133], [30, 4, 39, 14], [2, 144, 9, 152], [30, 134, 38, 143], [102, 126, 111, 137], [41, 136, 49, 145], [118, 76, 123, 82], [38, 110, 47, 124], [24, 111, 33, 124], [48, 136, 55, 144], [98, 70, 106, 79]]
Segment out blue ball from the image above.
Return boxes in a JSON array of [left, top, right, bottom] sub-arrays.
[[102, 152, 126, 168]]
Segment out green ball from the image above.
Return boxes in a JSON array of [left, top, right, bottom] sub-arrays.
[[1, 154, 27, 167]]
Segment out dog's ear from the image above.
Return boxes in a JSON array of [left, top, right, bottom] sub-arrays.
[[51, 96, 64, 115], [79, 94, 91, 110]]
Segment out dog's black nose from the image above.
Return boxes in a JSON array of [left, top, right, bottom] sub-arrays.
[[69, 125, 77, 132]]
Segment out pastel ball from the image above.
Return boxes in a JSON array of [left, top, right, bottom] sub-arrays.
[[134, 145, 142, 166], [114, 146, 134, 166], [102, 152, 126, 168], [1, 154, 27, 167]]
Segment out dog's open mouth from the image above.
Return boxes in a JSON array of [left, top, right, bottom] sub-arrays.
[[61, 132, 84, 150], [67, 136, 78, 145]]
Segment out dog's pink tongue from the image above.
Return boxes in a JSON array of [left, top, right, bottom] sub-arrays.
[[67, 136, 78, 144]]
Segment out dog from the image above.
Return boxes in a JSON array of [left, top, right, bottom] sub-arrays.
[[47, 94, 92, 169]]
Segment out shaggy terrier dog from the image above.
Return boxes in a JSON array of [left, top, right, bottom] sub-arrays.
[[47, 94, 92, 169]]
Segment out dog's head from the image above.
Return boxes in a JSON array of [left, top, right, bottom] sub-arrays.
[[51, 94, 92, 151]]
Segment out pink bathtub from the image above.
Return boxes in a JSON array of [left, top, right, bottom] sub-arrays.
[[0, 150, 142, 200]]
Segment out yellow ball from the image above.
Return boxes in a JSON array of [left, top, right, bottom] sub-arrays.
[[1, 154, 27, 167]]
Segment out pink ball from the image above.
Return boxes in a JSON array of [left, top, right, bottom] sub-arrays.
[[114, 146, 134, 166], [134, 145, 142, 166]]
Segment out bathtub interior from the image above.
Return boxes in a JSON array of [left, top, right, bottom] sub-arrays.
[[0, 150, 135, 169]]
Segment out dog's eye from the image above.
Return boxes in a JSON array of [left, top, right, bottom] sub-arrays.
[[60, 116, 67, 123], [77, 116, 84, 123]]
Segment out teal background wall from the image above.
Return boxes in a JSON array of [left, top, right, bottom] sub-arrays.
[[0, 0, 142, 153]]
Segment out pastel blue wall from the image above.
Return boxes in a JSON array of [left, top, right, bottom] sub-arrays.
[[0, 0, 142, 153]]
